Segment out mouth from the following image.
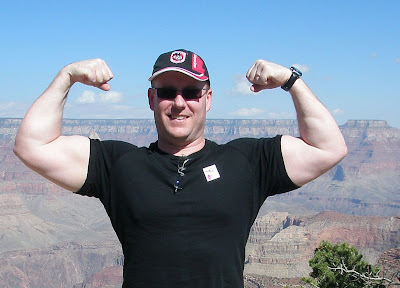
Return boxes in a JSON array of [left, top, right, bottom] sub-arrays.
[[169, 115, 188, 120]]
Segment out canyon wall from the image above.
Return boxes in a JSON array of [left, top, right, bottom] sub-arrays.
[[0, 118, 399, 287]]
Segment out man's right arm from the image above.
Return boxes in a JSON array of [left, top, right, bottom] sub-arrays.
[[13, 59, 113, 192]]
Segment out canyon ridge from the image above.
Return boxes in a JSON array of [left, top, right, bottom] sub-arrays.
[[0, 118, 399, 287]]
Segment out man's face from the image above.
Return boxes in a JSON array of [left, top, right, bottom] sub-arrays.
[[148, 71, 212, 149]]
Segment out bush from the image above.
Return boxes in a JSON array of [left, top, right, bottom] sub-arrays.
[[302, 241, 386, 288]]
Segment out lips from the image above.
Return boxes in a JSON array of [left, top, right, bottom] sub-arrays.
[[169, 115, 188, 120]]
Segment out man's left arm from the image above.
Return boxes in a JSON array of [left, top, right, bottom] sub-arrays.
[[246, 60, 347, 186]]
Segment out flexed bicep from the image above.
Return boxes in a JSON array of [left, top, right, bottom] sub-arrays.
[[17, 135, 91, 192], [14, 59, 111, 192]]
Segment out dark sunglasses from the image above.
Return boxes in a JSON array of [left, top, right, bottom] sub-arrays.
[[151, 87, 208, 100]]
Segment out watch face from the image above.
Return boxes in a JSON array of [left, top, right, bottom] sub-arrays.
[[290, 66, 302, 77], [281, 67, 302, 91]]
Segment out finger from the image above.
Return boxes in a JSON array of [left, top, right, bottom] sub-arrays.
[[246, 61, 256, 76], [247, 60, 265, 83], [259, 67, 269, 84], [97, 59, 113, 82], [83, 66, 98, 85], [248, 83, 263, 93], [93, 59, 113, 89], [254, 60, 267, 81], [79, 60, 102, 85], [99, 83, 111, 91], [246, 62, 257, 79], [93, 75, 111, 91], [103, 59, 114, 80]]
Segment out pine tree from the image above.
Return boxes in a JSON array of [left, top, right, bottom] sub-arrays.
[[302, 241, 386, 288]]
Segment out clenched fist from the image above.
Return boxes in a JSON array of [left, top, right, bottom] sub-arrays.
[[62, 58, 113, 91], [246, 60, 292, 92]]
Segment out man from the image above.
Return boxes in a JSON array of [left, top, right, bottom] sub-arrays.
[[14, 49, 347, 287]]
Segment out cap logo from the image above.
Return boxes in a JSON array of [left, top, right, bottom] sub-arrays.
[[192, 54, 205, 75], [170, 51, 187, 64]]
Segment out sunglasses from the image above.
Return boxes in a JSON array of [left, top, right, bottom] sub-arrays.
[[151, 87, 208, 100]]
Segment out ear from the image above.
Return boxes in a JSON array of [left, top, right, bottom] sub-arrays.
[[205, 88, 212, 112], [148, 88, 155, 111]]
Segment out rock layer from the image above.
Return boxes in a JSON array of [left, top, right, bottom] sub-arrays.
[[1, 118, 399, 287]]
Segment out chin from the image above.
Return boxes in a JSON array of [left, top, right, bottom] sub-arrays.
[[168, 133, 192, 143]]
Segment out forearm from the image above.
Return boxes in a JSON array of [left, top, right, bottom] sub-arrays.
[[289, 79, 346, 154], [280, 79, 347, 185]]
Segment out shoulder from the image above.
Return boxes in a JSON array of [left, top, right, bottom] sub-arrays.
[[204, 136, 283, 164], [89, 139, 144, 163], [101, 139, 138, 150], [224, 136, 282, 153]]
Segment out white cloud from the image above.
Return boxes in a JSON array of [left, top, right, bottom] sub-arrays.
[[291, 64, 310, 73], [64, 104, 153, 119], [0, 102, 18, 111], [0, 102, 29, 117], [75, 90, 123, 104], [266, 112, 294, 119], [76, 90, 96, 104], [109, 105, 133, 111], [332, 108, 344, 115], [232, 75, 253, 95], [230, 108, 264, 117], [99, 91, 122, 103]]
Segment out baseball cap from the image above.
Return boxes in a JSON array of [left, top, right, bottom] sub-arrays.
[[148, 49, 209, 82]]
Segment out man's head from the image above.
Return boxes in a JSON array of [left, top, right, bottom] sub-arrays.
[[148, 49, 212, 153]]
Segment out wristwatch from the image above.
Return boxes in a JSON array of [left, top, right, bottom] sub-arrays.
[[281, 67, 302, 91]]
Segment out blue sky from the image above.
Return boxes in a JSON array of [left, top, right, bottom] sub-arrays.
[[1, 0, 399, 128]]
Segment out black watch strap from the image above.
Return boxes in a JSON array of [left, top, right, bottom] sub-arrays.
[[281, 67, 302, 91]]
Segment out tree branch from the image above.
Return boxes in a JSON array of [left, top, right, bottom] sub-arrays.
[[328, 260, 400, 286]]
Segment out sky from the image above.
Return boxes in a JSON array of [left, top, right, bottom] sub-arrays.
[[1, 0, 399, 128]]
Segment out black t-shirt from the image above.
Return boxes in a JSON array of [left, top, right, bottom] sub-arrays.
[[77, 136, 298, 288]]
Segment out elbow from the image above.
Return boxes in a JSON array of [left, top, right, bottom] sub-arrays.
[[323, 139, 348, 170], [13, 140, 43, 175], [13, 141, 27, 164], [339, 139, 348, 161], [341, 143, 348, 159], [13, 138, 32, 163], [332, 140, 348, 165], [13, 140, 22, 160]]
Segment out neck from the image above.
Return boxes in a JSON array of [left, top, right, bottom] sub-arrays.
[[157, 138, 206, 156]]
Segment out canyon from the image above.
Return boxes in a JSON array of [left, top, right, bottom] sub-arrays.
[[0, 118, 399, 287]]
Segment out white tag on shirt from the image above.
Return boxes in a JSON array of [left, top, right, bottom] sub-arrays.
[[203, 164, 220, 182]]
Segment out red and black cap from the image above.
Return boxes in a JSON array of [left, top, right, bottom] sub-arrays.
[[149, 49, 209, 82]]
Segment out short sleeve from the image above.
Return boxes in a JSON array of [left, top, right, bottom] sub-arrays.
[[76, 139, 136, 201], [227, 136, 299, 201]]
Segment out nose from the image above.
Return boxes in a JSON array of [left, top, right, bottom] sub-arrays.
[[172, 93, 186, 109]]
